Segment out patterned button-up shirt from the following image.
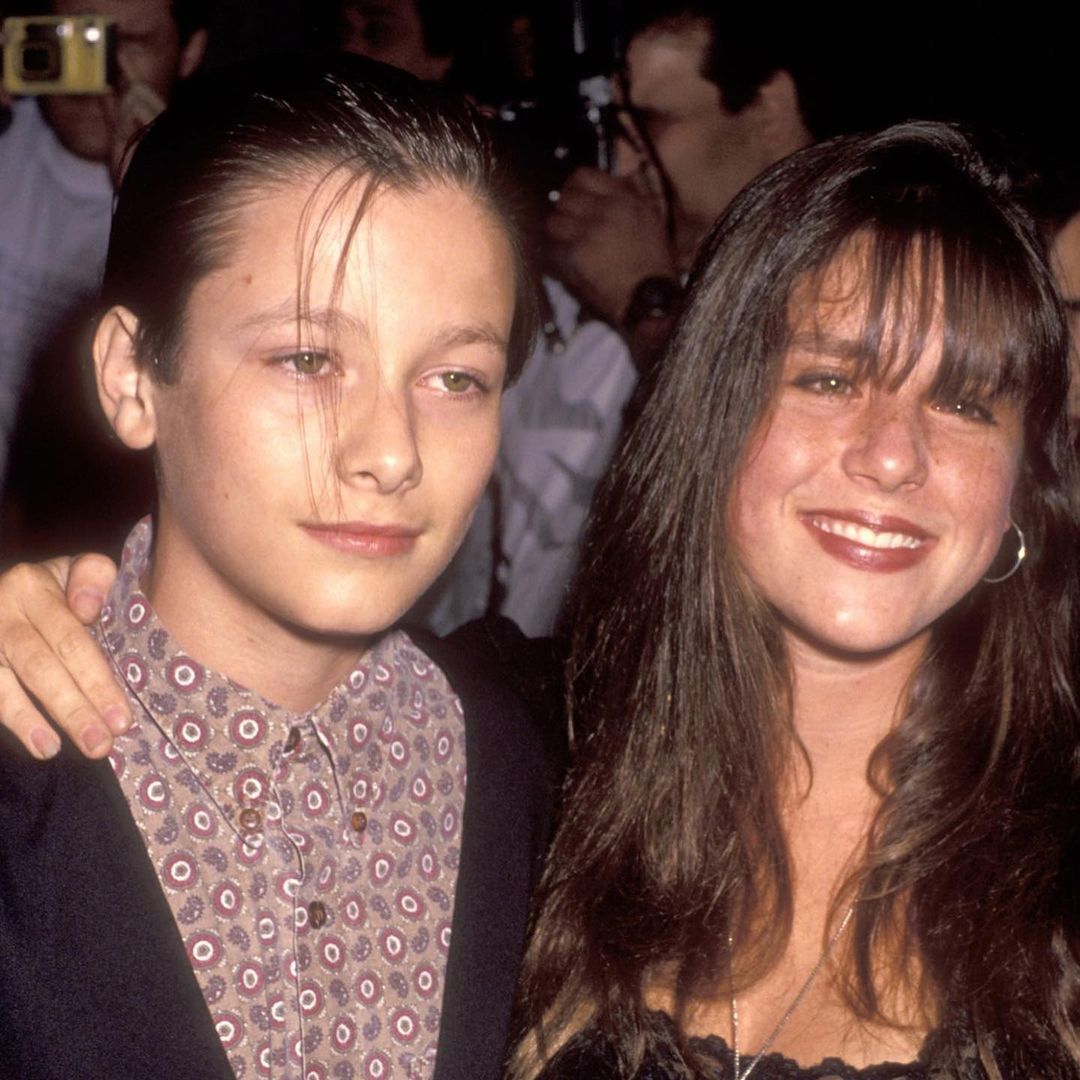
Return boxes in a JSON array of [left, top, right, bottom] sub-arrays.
[[97, 520, 467, 1079]]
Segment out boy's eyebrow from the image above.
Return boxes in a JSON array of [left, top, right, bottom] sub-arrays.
[[236, 303, 370, 337], [427, 323, 508, 354], [235, 305, 507, 353]]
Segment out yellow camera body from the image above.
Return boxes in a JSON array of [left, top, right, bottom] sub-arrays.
[[2, 15, 116, 96]]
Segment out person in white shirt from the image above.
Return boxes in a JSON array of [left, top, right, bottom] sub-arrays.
[[0, 0, 206, 515]]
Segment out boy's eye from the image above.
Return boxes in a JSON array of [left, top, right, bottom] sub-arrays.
[[279, 351, 331, 377], [433, 371, 478, 394]]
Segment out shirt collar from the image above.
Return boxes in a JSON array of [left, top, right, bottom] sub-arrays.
[[98, 516, 416, 840]]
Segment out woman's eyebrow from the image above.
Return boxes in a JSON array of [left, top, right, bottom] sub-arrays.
[[787, 331, 867, 361]]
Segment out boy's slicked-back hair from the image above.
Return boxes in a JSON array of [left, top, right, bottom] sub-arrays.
[[101, 51, 537, 383]]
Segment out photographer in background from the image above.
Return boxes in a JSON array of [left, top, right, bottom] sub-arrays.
[[0, 0, 208, 553], [28, 0, 207, 178], [337, 0, 453, 82], [546, 4, 813, 373], [1036, 168, 1080, 421], [422, 3, 818, 637]]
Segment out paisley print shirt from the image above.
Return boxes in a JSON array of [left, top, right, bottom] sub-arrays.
[[97, 519, 467, 1079]]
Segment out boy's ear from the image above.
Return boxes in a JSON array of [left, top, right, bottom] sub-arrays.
[[92, 306, 159, 450]]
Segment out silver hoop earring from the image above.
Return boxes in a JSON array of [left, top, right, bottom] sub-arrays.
[[983, 522, 1026, 584]]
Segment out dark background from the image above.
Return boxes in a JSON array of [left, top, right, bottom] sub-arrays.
[[193, 2, 1077, 182]]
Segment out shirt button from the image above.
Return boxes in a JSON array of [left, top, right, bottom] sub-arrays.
[[284, 726, 302, 753], [308, 900, 328, 929], [350, 810, 367, 833], [239, 808, 262, 831]]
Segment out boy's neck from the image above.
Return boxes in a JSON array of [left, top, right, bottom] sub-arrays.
[[142, 547, 369, 716]]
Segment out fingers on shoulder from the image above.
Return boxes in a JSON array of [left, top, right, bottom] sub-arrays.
[[0, 667, 61, 759], [0, 561, 58, 616], [67, 553, 119, 616]]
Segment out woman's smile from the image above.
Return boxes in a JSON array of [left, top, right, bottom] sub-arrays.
[[799, 510, 935, 571], [732, 249, 1022, 659]]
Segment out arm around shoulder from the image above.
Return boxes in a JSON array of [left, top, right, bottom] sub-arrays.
[[0, 553, 129, 759]]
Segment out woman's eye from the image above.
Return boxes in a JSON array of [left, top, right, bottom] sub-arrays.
[[934, 398, 996, 424], [794, 372, 854, 396]]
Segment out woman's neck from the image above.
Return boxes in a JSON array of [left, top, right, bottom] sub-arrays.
[[688, 633, 933, 1069], [785, 629, 927, 796], [778, 630, 929, 902]]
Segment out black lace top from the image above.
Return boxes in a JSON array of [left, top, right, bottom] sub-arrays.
[[536, 1012, 930, 1080]]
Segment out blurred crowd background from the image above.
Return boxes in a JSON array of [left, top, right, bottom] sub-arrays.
[[2, 0, 1078, 639]]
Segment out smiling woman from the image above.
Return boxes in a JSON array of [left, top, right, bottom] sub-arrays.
[[512, 124, 1080, 1079], [733, 245, 1024, 660]]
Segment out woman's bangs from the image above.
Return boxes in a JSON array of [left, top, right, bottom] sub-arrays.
[[805, 226, 1045, 410], [934, 229, 1044, 409]]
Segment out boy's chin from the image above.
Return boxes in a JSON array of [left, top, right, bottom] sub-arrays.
[[275, 588, 428, 643]]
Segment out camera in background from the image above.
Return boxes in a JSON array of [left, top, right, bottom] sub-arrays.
[[2, 15, 117, 96], [490, 0, 622, 219]]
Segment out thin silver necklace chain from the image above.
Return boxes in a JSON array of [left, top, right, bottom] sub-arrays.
[[730, 904, 856, 1080]]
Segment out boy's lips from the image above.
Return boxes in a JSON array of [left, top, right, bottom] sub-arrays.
[[300, 521, 422, 556], [798, 509, 935, 571]]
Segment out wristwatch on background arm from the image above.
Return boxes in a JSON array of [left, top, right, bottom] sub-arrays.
[[621, 274, 683, 332], [621, 275, 683, 378]]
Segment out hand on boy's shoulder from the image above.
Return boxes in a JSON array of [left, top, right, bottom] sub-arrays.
[[0, 553, 131, 761]]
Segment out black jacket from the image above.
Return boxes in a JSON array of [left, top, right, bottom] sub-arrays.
[[0, 617, 565, 1080]]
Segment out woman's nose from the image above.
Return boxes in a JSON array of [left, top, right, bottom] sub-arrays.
[[840, 392, 929, 492]]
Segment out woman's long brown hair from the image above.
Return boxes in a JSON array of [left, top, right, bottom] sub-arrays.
[[511, 124, 1080, 1077]]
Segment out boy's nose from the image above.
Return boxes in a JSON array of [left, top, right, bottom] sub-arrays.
[[336, 386, 422, 495]]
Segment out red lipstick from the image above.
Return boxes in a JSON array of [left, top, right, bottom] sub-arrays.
[[798, 509, 936, 573], [301, 521, 420, 556]]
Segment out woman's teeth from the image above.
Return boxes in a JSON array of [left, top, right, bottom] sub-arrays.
[[812, 517, 923, 550]]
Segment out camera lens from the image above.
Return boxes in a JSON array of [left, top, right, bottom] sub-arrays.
[[19, 41, 61, 81]]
